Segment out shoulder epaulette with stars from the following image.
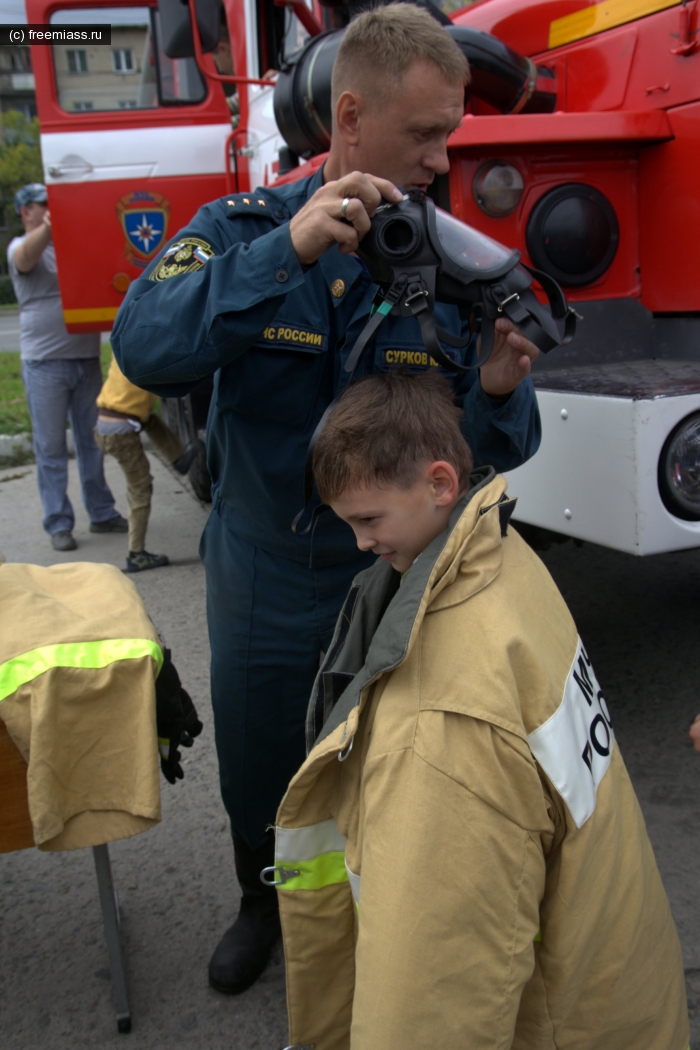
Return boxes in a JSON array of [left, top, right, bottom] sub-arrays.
[[223, 192, 288, 223]]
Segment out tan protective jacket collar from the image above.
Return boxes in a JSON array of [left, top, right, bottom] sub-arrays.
[[306, 465, 509, 754]]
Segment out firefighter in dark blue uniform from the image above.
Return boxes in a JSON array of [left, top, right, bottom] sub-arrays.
[[112, 4, 542, 997]]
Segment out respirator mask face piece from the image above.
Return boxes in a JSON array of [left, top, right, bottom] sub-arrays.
[[346, 189, 577, 376], [433, 207, 520, 276]]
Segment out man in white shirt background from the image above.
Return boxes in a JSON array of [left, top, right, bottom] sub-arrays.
[[8, 183, 126, 551]]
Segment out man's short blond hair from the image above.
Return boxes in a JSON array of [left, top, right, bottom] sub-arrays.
[[331, 3, 469, 114]]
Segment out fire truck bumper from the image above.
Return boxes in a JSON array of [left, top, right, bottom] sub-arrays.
[[504, 360, 700, 556]]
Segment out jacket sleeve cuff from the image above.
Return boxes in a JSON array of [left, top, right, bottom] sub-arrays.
[[474, 377, 530, 430], [247, 223, 307, 301], [462, 375, 541, 472]]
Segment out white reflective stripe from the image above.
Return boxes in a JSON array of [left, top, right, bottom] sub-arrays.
[[275, 819, 346, 864], [528, 637, 614, 829], [345, 861, 361, 905], [41, 124, 232, 184]]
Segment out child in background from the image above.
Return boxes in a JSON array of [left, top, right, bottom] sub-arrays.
[[95, 355, 196, 573], [272, 370, 689, 1050]]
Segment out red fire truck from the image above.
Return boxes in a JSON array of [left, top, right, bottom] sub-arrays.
[[28, 0, 700, 553]]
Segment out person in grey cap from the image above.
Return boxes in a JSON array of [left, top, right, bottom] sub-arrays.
[[8, 183, 127, 551]]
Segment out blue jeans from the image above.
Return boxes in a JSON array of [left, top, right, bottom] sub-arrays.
[[200, 503, 375, 849], [22, 357, 118, 535]]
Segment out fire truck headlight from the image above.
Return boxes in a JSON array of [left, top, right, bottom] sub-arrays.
[[658, 412, 700, 521], [526, 183, 619, 287], [473, 162, 524, 217]]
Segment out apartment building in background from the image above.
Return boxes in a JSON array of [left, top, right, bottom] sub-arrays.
[[0, 45, 36, 119], [53, 22, 156, 112]]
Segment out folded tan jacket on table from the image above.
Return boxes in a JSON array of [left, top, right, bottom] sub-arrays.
[[0, 558, 163, 851]]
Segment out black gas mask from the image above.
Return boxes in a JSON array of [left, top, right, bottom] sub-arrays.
[[292, 189, 578, 536], [345, 188, 577, 376]]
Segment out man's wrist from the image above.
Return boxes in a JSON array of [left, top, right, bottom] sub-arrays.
[[478, 372, 513, 404]]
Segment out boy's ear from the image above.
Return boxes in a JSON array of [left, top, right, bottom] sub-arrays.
[[426, 460, 460, 506]]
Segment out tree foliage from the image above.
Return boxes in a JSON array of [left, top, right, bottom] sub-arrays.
[[0, 111, 43, 241]]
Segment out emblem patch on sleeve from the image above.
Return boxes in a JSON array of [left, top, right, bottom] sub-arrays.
[[527, 638, 614, 829], [149, 237, 215, 282]]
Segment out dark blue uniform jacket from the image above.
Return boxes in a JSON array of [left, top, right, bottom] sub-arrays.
[[112, 168, 541, 566]]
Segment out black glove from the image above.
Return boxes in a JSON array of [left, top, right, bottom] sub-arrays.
[[155, 647, 203, 784]]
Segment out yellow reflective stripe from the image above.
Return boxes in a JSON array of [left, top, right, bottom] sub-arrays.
[[549, 0, 679, 48], [63, 306, 119, 324], [276, 851, 348, 892], [0, 638, 164, 703]]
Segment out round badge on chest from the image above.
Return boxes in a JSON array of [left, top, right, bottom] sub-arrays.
[[331, 279, 345, 298]]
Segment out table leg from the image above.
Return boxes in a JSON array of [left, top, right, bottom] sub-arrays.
[[93, 843, 132, 1034]]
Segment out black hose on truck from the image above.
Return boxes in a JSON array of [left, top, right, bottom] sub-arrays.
[[273, 24, 556, 160]]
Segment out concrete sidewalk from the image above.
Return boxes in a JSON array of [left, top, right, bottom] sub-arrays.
[[0, 453, 288, 1049]]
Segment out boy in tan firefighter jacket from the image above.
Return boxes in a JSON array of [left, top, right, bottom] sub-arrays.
[[268, 372, 689, 1050]]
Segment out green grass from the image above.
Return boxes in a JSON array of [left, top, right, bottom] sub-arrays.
[[100, 341, 112, 378], [0, 342, 113, 437], [0, 352, 31, 434]]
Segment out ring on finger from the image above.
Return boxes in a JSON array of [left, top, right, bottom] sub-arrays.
[[340, 197, 351, 221]]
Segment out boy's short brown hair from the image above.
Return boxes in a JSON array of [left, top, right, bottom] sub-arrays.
[[313, 371, 473, 503]]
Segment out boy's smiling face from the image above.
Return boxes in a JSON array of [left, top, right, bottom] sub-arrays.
[[330, 460, 463, 574]]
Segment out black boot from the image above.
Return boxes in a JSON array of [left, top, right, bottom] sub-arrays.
[[208, 829, 281, 994]]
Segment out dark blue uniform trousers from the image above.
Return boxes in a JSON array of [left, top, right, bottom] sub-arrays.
[[200, 504, 374, 850]]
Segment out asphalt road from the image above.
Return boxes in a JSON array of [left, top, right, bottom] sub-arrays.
[[0, 452, 698, 1048], [0, 309, 20, 352], [0, 311, 111, 353]]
